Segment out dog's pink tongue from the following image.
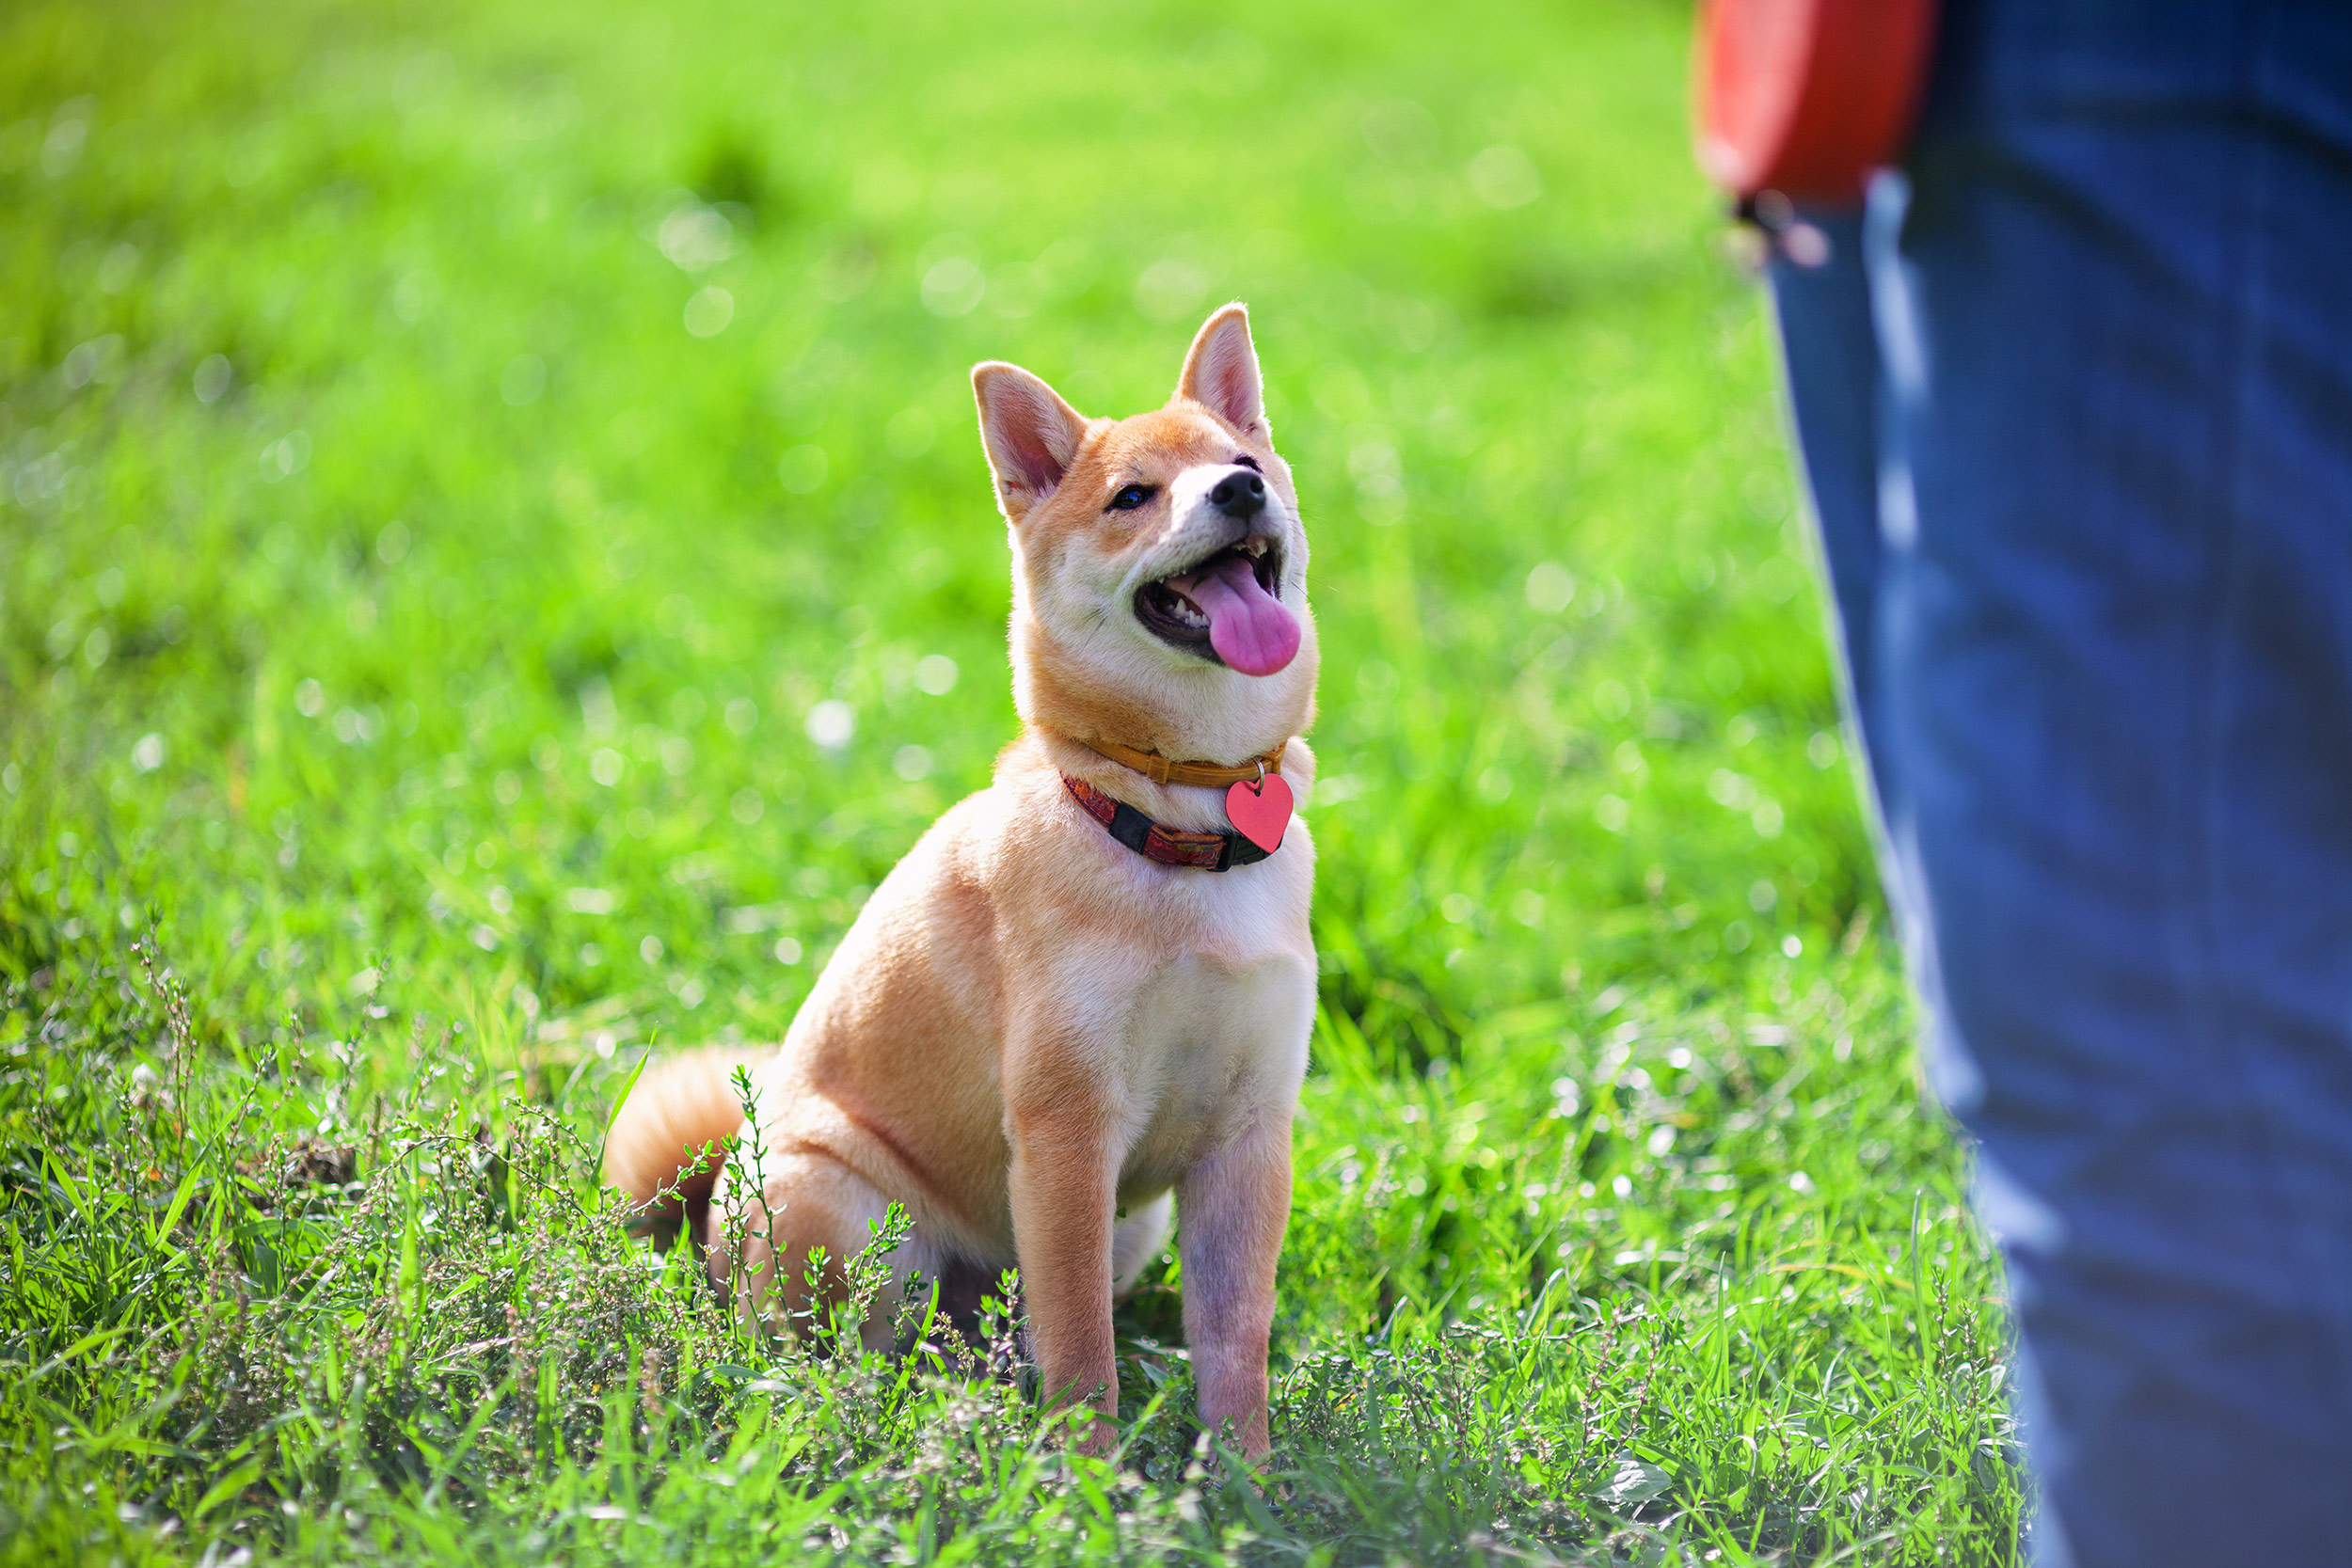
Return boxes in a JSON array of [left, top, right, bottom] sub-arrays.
[[1186, 555, 1300, 676]]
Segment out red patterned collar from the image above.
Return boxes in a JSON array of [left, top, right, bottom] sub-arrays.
[[1062, 775, 1278, 872]]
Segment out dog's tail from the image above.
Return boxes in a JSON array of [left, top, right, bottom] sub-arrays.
[[600, 1045, 767, 1247]]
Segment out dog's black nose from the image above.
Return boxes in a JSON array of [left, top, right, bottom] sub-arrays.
[[1208, 468, 1265, 518]]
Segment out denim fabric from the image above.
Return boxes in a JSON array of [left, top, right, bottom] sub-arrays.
[[1766, 3, 2352, 1562]]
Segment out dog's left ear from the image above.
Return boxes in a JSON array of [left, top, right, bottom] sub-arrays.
[[1176, 302, 1265, 438]]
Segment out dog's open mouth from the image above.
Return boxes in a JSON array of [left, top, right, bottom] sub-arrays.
[[1134, 533, 1300, 676]]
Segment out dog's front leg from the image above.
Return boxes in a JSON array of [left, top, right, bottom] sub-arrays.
[[1007, 1110, 1120, 1453], [1178, 1112, 1293, 1461]]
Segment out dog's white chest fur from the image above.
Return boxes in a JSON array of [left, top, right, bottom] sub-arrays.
[[1110, 945, 1315, 1202]]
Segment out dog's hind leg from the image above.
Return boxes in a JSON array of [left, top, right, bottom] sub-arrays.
[[706, 1146, 922, 1354]]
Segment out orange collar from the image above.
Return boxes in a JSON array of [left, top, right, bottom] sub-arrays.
[[1073, 736, 1286, 787]]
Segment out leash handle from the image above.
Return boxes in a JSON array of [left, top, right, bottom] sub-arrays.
[[1693, 0, 1940, 206]]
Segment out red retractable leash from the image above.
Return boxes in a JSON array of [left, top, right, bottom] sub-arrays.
[[1692, 0, 1940, 252]]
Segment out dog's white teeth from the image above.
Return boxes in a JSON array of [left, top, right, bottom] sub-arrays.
[[1242, 537, 1268, 558]]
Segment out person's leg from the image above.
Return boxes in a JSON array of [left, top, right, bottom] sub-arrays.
[[1764, 211, 1883, 765], [1867, 1, 2352, 1560], [1764, 208, 1947, 999]]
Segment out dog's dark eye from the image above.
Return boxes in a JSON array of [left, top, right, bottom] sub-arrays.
[[1232, 455, 1261, 471], [1107, 483, 1156, 512]]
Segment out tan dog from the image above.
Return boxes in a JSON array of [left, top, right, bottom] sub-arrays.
[[602, 304, 1318, 1458]]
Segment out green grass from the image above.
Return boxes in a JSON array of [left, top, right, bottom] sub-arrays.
[[0, 0, 2024, 1561]]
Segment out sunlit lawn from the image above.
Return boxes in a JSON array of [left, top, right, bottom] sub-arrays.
[[0, 0, 2022, 1561]]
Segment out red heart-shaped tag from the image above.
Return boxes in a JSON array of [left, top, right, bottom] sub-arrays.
[[1225, 774, 1295, 853]]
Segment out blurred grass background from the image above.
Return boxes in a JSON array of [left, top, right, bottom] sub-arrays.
[[0, 0, 2023, 1562]]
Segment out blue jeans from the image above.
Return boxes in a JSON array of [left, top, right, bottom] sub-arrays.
[[1767, 2, 2352, 1562]]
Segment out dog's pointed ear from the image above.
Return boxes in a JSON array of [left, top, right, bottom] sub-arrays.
[[972, 361, 1089, 519], [1175, 302, 1264, 437]]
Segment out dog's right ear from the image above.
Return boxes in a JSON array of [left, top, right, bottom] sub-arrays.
[[972, 362, 1089, 520]]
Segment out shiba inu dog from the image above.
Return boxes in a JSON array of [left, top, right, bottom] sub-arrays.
[[602, 304, 1318, 1458]]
